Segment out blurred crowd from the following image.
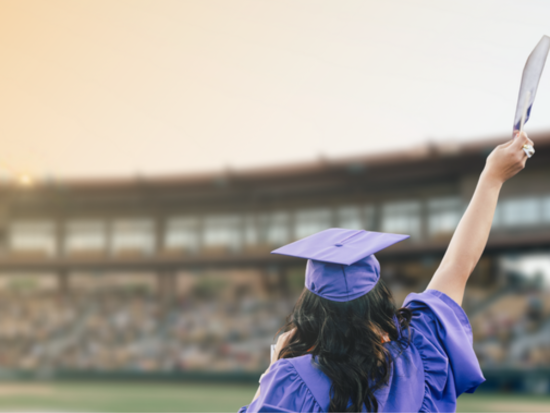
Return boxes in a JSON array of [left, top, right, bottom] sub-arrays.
[[471, 290, 550, 369], [0, 277, 548, 374], [0, 288, 290, 373]]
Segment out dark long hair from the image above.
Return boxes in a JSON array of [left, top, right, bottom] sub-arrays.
[[277, 280, 411, 412]]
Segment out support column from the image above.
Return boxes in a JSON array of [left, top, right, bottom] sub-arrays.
[[55, 219, 64, 257], [154, 216, 165, 256], [330, 205, 338, 228], [260, 266, 290, 298], [168, 271, 177, 301], [260, 267, 275, 297], [0, 225, 7, 257], [419, 198, 429, 243], [367, 204, 379, 232], [196, 216, 204, 254], [58, 269, 70, 296], [288, 210, 295, 242], [278, 266, 290, 297], [104, 218, 113, 258], [157, 269, 177, 304], [0, 207, 9, 257], [477, 255, 499, 288], [156, 271, 165, 298]]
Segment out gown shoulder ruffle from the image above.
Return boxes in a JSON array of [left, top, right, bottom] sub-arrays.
[[404, 289, 486, 412]]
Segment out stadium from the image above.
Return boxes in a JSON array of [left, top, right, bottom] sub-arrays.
[[0, 132, 549, 411]]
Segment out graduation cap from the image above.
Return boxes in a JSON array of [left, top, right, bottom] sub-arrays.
[[271, 228, 409, 302]]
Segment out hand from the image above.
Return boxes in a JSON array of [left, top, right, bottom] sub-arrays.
[[482, 131, 534, 185], [254, 328, 298, 403], [271, 328, 297, 365]]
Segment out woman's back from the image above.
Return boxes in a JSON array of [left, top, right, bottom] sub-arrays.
[[239, 290, 485, 413]]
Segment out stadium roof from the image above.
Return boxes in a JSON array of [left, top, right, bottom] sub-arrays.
[[21, 130, 550, 189]]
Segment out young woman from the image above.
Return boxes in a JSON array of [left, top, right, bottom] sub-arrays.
[[238, 132, 534, 413]]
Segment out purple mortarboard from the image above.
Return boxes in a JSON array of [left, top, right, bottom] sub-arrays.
[[271, 228, 409, 302]]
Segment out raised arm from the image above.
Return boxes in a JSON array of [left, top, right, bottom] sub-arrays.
[[426, 132, 534, 306]]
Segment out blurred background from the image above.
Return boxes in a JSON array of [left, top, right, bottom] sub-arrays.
[[1, 0, 550, 411]]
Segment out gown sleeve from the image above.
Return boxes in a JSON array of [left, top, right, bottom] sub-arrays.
[[403, 289, 485, 412], [238, 358, 323, 413]]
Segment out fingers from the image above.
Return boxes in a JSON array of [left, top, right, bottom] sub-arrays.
[[501, 130, 524, 149], [276, 329, 295, 346], [511, 132, 533, 167], [278, 331, 290, 342], [500, 141, 515, 150], [272, 329, 296, 363], [500, 133, 517, 148], [284, 328, 296, 341], [512, 131, 534, 149]]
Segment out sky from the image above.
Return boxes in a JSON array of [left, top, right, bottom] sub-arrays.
[[1, 0, 550, 179]]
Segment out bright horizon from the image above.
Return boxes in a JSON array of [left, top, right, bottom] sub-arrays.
[[1, 0, 550, 180]]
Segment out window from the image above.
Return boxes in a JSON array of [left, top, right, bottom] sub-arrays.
[[381, 201, 421, 239], [111, 219, 155, 255], [258, 212, 290, 246], [165, 217, 200, 252], [428, 197, 463, 237], [500, 197, 540, 227], [8, 220, 56, 256], [294, 208, 332, 239], [542, 196, 550, 223], [336, 206, 362, 230], [203, 215, 242, 250], [335, 205, 375, 230], [65, 220, 106, 254]]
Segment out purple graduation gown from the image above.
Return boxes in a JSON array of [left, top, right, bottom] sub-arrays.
[[238, 290, 485, 412]]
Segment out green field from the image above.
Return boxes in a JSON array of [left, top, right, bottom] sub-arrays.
[[0, 382, 548, 412]]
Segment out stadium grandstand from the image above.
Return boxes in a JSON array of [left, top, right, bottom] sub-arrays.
[[0, 131, 549, 393]]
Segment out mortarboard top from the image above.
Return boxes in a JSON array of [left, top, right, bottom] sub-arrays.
[[271, 228, 409, 266], [271, 228, 409, 302]]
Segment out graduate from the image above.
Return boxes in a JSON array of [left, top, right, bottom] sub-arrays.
[[238, 131, 535, 412]]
